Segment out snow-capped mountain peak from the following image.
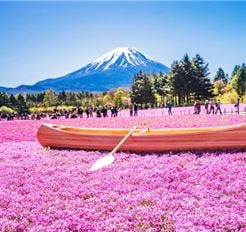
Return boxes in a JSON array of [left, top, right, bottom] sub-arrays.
[[82, 47, 156, 73], [95, 47, 152, 66], [3, 47, 170, 93]]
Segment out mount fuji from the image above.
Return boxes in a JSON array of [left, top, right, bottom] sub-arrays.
[[0, 47, 169, 93]]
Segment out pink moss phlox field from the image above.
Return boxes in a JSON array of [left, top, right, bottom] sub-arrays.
[[0, 113, 246, 143], [0, 109, 245, 231]]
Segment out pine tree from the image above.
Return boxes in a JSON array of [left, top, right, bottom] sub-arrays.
[[0, 92, 9, 107], [231, 65, 240, 78], [168, 54, 213, 104], [214, 67, 228, 83], [36, 92, 45, 103], [16, 94, 29, 114], [8, 94, 18, 108], [181, 54, 195, 103], [169, 55, 194, 105], [58, 90, 67, 102], [152, 72, 168, 106], [235, 67, 246, 97], [43, 89, 58, 106], [130, 71, 155, 107], [169, 61, 185, 105], [192, 54, 213, 100]]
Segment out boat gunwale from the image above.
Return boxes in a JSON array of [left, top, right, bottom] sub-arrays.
[[40, 123, 246, 137]]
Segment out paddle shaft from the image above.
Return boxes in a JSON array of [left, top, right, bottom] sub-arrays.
[[109, 126, 137, 156]]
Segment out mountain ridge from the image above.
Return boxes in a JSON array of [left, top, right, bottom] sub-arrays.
[[0, 47, 169, 93]]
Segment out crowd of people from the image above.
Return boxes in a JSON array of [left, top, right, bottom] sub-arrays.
[[194, 99, 223, 115], [0, 99, 242, 121], [35, 105, 121, 120], [156, 98, 240, 116], [193, 98, 240, 115], [0, 105, 121, 121]]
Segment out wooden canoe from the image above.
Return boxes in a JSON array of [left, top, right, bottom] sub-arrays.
[[37, 123, 246, 152]]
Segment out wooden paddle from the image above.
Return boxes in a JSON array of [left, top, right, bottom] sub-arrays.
[[89, 126, 138, 171]]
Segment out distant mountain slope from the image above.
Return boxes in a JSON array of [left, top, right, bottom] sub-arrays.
[[1, 47, 169, 93]]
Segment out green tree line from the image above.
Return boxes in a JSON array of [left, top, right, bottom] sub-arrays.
[[0, 54, 245, 114], [131, 55, 245, 107], [0, 89, 130, 114]]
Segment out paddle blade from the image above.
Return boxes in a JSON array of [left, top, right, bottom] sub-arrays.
[[89, 154, 115, 172]]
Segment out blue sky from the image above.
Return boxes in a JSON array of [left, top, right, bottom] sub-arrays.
[[0, 1, 246, 87]]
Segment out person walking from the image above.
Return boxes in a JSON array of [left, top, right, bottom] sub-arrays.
[[166, 101, 173, 115], [129, 104, 133, 117], [85, 107, 90, 118], [204, 99, 209, 114], [77, 107, 83, 118], [193, 100, 201, 114], [209, 99, 215, 114], [215, 100, 222, 114], [234, 98, 240, 114], [89, 106, 94, 118], [101, 106, 108, 118], [133, 103, 138, 116], [96, 107, 102, 118]]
